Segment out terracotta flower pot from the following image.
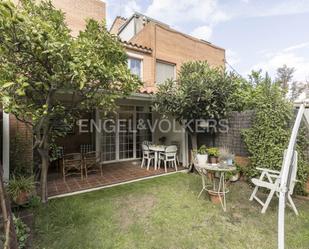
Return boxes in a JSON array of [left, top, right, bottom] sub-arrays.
[[208, 191, 223, 204], [207, 172, 214, 180], [15, 192, 30, 205], [209, 156, 218, 164]]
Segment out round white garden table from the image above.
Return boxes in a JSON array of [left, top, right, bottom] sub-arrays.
[[148, 145, 166, 170], [198, 163, 236, 212]]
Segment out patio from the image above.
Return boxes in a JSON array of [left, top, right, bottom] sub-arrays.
[[47, 160, 184, 197]]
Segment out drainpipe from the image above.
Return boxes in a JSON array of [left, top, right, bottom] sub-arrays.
[[2, 112, 9, 182]]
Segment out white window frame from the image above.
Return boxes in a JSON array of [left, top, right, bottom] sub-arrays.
[[155, 60, 176, 85], [127, 52, 143, 81]]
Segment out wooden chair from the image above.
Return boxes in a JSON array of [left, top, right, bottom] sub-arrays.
[[62, 153, 83, 181], [83, 151, 102, 178], [141, 144, 154, 170], [158, 145, 178, 173], [249, 150, 299, 215]]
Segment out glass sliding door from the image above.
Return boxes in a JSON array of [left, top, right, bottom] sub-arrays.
[[100, 105, 152, 162], [101, 113, 116, 161], [136, 112, 152, 158], [118, 112, 134, 160]]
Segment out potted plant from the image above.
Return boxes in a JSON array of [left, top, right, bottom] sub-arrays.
[[218, 147, 234, 166], [208, 191, 224, 204], [196, 145, 208, 165], [7, 176, 35, 205], [207, 147, 219, 164]]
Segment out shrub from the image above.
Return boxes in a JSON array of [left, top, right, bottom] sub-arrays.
[[13, 215, 30, 249], [242, 73, 309, 194]]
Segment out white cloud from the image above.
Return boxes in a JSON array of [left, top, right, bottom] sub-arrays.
[[259, 1, 309, 17], [145, 0, 229, 28], [105, 0, 141, 27], [251, 47, 309, 81], [283, 42, 309, 52], [226, 49, 241, 66], [190, 25, 213, 40], [220, 1, 309, 21]]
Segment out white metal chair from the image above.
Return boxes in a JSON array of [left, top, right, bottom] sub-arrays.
[[192, 150, 208, 199], [141, 144, 155, 170], [142, 140, 153, 146], [171, 141, 181, 165], [249, 150, 299, 215], [158, 145, 178, 173]]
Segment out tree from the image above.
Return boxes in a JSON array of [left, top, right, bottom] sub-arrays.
[[290, 81, 309, 101], [0, 0, 140, 202], [154, 61, 242, 158], [275, 64, 295, 92]]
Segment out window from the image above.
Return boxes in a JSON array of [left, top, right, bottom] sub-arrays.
[[156, 61, 175, 84], [128, 57, 142, 79]]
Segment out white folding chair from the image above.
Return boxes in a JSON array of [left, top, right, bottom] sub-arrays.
[[141, 144, 154, 170], [249, 150, 299, 215], [158, 145, 178, 173]]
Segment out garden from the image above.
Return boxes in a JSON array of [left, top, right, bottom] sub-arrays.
[[32, 174, 309, 249], [0, 1, 309, 249]]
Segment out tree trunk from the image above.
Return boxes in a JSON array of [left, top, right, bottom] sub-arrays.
[[38, 148, 49, 203], [188, 132, 198, 172], [0, 165, 18, 249], [37, 127, 50, 203]]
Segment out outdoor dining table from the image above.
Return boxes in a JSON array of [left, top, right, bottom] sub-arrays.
[[198, 163, 237, 212], [148, 145, 166, 170]]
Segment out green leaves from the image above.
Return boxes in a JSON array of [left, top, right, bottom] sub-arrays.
[[242, 72, 309, 194], [155, 61, 241, 126], [1, 81, 15, 89], [0, 0, 140, 141]]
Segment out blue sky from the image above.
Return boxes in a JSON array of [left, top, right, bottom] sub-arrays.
[[104, 0, 309, 82]]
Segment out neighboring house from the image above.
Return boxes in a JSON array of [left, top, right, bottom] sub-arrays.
[[2, 4, 225, 184]]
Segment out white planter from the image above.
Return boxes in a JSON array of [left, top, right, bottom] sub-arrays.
[[227, 158, 233, 166], [196, 154, 208, 165]]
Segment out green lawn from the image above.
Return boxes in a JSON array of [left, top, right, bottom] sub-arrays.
[[33, 173, 309, 249]]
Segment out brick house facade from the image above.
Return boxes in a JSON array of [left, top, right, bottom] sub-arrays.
[[103, 12, 225, 165], [3, 2, 226, 179], [111, 13, 225, 93]]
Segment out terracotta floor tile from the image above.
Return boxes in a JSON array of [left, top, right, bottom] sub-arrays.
[[47, 161, 184, 197]]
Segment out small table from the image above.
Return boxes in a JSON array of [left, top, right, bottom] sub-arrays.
[[198, 163, 236, 211], [148, 145, 166, 170]]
